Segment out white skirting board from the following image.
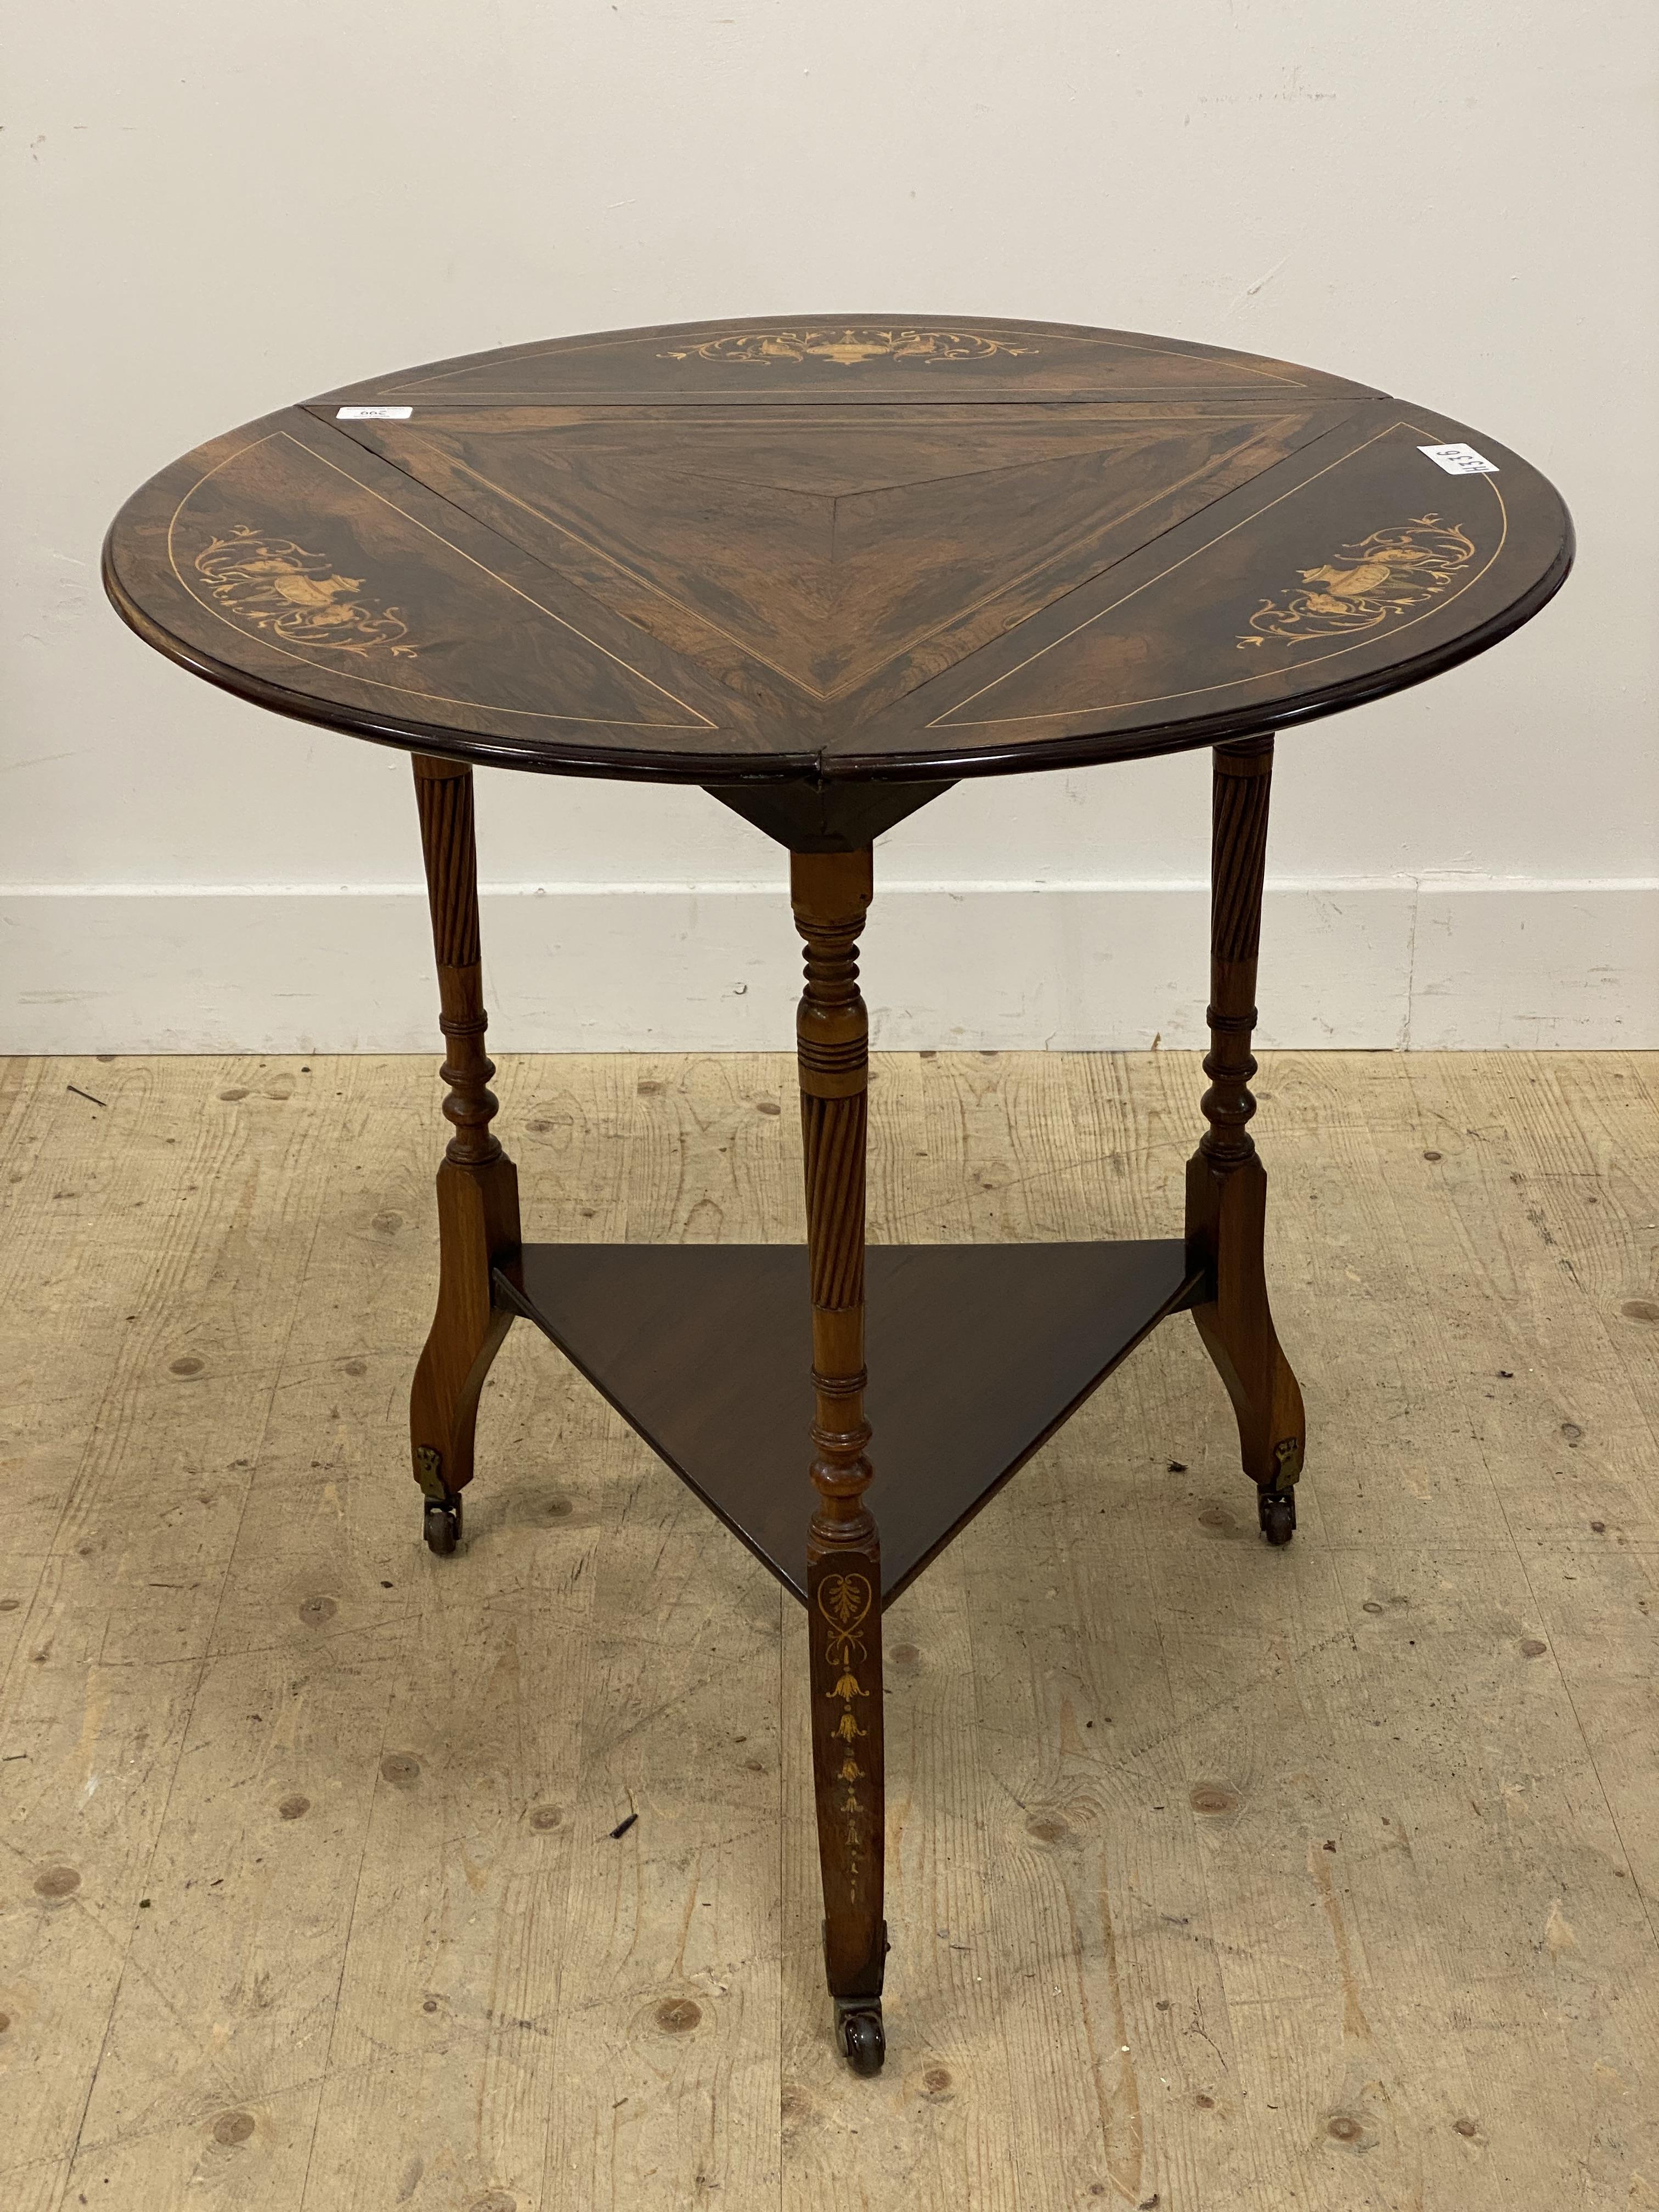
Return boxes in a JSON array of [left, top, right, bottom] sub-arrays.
[[1, 879, 1654, 1055]]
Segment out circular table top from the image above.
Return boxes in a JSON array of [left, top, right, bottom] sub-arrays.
[[104, 314, 1572, 788]]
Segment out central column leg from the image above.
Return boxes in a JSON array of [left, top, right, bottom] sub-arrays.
[[792, 847, 887, 2077]]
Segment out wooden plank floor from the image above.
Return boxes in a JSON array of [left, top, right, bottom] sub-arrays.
[[1, 1049, 1655, 2212]]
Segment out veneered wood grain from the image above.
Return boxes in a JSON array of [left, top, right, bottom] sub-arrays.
[[316, 314, 1383, 409], [104, 318, 1572, 786], [334, 402, 1362, 720]]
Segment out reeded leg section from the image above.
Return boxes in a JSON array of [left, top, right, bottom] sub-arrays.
[[793, 849, 888, 2073], [409, 755, 521, 1554], [1186, 736, 1306, 1544]]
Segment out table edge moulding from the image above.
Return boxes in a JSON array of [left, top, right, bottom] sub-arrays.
[[101, 314, 1575, 2076]]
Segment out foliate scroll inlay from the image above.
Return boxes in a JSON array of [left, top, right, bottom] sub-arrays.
[[660, 328, 1035, 368], [1237, 516, 1476, 648], [195, 527, 416, 656]]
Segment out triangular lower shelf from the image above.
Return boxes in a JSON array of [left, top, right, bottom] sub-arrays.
[[495, 1241, 1203, 1605]]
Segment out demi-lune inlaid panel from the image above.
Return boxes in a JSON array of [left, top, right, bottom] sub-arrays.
[[104, 315, 1572, 783]]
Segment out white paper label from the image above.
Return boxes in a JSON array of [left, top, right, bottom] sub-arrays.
[[1419, 442, 1497, 475], [336, 405, 412, 421]]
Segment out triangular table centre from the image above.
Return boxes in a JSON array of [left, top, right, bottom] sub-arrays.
[[329, 407, 1357, 701]]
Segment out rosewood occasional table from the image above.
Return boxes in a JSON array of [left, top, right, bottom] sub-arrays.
[[104, 315, 1572, 2075]]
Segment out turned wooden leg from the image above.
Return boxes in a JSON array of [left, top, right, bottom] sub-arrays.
[[1186, 735, 1307, 1546], [408, 754, 521, 1555], [792, 848, 887, 2075]]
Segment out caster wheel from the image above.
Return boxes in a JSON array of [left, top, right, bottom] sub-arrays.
[[423, 1497, 462, 1556], [1258, 1487, 1296, 1547], [838, 2002, 885, 2076]]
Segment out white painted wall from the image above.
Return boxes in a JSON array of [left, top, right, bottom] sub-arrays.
[[4, 2, 1655, 1051]]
